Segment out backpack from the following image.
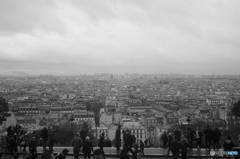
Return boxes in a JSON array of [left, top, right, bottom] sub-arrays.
[[181, 142, 188, 154], [170, 140, 180, 153]]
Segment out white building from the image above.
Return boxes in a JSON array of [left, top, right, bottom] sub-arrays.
[[73, 110, 94, 122], [93, 123, 109, 139], [100, 113, 113, 126], [124, 125, 147, 142]]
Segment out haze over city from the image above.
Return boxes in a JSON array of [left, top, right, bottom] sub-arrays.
[[0, 0, 240, 75]]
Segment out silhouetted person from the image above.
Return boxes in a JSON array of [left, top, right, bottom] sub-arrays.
[[188, 128, 195, 149], [7, 126, 14, 137], [132, 143, 143, 159], [29, 136, 37, 159], [204, 126, 212, 150], [223, 136, 235, 159], [174, 128, 181, 141], [105, 138, 112, 147], [98, 133, 105, 151], [19, 130, 27, 151], [166, 135, 181, 159], [48, 126, 55, 152], [82, 136, 93, 159], [168, 133, 173, 148], [213, 127, 221, 151], [195, 127, 202, 149], [144, 138, 151, 148], [71, 132, 83, 159], [120, 129, 135, 159], [180, 137, 190, 159], [115, 125, 121, 153], [138, 139, 145, 157], [7, 134, 18, 156], [161, 131, 169, 148], [40, 127, 48, 151]]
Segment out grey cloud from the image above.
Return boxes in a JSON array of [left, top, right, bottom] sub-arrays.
[[0, 0, 240, 75], [0, 0, 66, 35]]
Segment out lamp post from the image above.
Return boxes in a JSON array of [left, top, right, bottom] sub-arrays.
[[187, 116, 191, 129], [69, 114, 75, 139], [187, 116, 191, 124]]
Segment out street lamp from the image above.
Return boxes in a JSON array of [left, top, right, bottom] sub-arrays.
[[187, 116, 191, 124], [69, 114, 75, 139]]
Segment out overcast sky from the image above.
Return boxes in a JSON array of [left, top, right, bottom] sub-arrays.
[[0, 0, 240, 75]]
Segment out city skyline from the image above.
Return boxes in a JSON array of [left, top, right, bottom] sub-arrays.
[[1, 0, 240, 75]]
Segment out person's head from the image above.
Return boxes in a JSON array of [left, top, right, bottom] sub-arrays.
[[93, 149, 105, 159], [132, 143, 139, 151], [31, 136, 36, 141], [227, 136, 231, 140], [101, 133, 105, 136], [62, 149, 69, 155], [76, 132, 80, 137], [86, 136, 90, 141]]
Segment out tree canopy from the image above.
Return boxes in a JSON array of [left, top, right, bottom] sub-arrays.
[[0, 97, 8, 113], [0, 97, 8, 125], [80, 121, 95, 143], [231, 100, 240, 116]]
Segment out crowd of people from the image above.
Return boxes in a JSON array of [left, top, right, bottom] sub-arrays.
[[160, 126, 223, 151], [163, 126, 240, 159], [2, 124, 240, 159], [2, 125, 105, 159], [3, 124, 38, 158]]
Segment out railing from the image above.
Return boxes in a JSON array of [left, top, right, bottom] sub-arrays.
[[0, 147, 233, 159]]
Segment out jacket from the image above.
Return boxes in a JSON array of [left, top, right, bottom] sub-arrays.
[[223, 139, 235, 151], [71, 136, 83, 151], [82, 140, 93, 154]]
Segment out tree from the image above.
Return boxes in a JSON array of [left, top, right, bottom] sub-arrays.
[[53, 123, 74, 146], [79, 121, 95, 143], [86, 102, 91, 111], [0, 97, 8, 125], [231, 101, 240, 117], [0, 97, 8, 113]]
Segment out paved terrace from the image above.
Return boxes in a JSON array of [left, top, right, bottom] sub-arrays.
[[1, 147, 233, 159]]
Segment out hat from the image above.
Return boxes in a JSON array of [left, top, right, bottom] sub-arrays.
[[86, 136, 90, 140]]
